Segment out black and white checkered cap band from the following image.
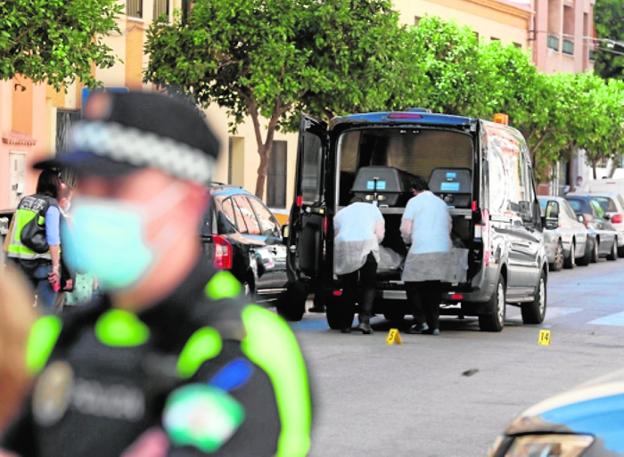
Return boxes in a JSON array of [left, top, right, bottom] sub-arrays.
[[69, 121, 214, 183]]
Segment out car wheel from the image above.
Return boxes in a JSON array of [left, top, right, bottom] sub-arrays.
[[551, 241, 564, 271], [578, 240, 591, 266], [276, 281, 307, 321], [563, 241, 576, 269], [521, 270, 547, 324], [591, 238, 599, 263], [607, 237, 618, 261], [326, 293, 355, 330], [479, 275, 506, 332]]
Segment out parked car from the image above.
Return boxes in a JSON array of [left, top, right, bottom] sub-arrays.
[[577, 191, 624, 256], [285, 112, 548, 332], [538, 196, 589, 270], [488, 369, 624, 456], [565, 195, 619, 262], [202, 184, 290, 309]]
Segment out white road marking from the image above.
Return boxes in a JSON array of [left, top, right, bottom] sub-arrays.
[[589, 311, 624, 327]]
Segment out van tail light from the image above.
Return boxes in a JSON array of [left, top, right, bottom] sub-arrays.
[[332, 290, 343, 297], [612, 214, 623, 224], [475, 209, 491, 266], [450, 293, 464, 301], [213, 235, 233, 270], [295, 195, 303, 208]]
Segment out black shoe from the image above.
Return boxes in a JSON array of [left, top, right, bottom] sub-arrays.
[[357, 322, 373, 334], [407, 323, 429, 334], [340, 327, 352, 334]]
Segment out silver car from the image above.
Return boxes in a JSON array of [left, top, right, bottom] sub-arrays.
[[538, 196, 588, 270]]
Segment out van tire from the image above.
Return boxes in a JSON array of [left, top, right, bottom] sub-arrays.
[[563, 241, 575, 269], [326, 295, 354, 330], [276, 281, 307, 322], [521, 270, 547, 324], [479, 276, 506, 332], [607, 237, 618, 261]]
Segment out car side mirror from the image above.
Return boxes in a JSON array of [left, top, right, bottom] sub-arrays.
[[577, 214, 584, 223], [281, 224, 290, 240], [604, 215, 611, 221]]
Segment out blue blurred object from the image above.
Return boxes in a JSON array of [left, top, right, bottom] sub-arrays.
[[209, 358, 254, 392]]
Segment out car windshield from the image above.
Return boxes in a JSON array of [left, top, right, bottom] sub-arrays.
[[592, 196, 617, 212], [566, 198, 584, 213]]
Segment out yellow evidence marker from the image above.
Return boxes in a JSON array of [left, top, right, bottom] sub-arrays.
[[538, 329, 551, 346], [386, 328, 402, 345]]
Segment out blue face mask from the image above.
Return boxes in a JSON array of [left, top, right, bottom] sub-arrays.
[[62, 186, 185, 291]]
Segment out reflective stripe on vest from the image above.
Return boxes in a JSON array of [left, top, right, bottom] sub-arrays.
[[6, 196, 52, 261]]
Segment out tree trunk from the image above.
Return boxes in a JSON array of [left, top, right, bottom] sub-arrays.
[[608, 156, 618, 178], [246, 97, 287, 200], [254, 145, 270, 198], [592, 161, 598, 179]]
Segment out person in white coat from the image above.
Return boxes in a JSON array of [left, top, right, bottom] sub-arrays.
[[334, 196, 385, 334], [400, 176, 452, 335]]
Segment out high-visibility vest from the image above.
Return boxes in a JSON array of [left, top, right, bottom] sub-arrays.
[[6, 194, 57, 261]]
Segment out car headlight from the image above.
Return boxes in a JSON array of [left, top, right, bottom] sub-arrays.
[[503, 434, 594, 457]]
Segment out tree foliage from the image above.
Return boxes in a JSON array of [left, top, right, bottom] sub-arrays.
[[146, 9, 624, 192], [594, 0, 624, 80], [0, 0, 122, 89], [145, 0, 404, 198]]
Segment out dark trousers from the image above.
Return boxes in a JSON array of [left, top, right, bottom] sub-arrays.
[[406, 281, 444, 330], [339, 253, 377, 324]]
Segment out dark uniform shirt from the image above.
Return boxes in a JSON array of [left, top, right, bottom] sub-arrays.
[[2, 259, 312, 456]]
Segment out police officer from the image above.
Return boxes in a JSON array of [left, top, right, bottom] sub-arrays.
[[5, 169, 63, 309], [1, 91, 312, 457]]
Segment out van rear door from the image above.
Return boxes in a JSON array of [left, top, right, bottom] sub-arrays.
[[287, 115, 328, 282]]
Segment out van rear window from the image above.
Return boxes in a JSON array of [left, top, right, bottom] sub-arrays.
[[337, 129, 473, 206]]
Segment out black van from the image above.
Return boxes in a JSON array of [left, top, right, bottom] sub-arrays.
[[284, 111, 548, 332]]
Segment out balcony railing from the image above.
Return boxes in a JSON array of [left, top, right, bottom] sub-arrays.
[[547, 35, 560, 51], [562, 39, 575, 55]]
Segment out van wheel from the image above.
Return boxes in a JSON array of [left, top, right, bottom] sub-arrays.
[[521, 270, 547, 324], [607, 237, 618, 261], [326, 294, 354, 330], [276, 281, 307, 322], [479, 276, 506, 332], [551, 241, 564, 271], [578, 240, 591, 266], [563, 241, 576, 269]]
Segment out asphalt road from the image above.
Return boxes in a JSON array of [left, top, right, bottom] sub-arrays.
[[292, 258, 624, 457]]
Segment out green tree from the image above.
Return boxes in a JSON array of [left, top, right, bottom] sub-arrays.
[[0, 0, 122, 89], [145, 0, 405, 198], [401, 17, 487, 116], [594, 0, 624, 80]]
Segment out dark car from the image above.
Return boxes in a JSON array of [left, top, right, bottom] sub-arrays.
[[565, 195, 619, 262], [202, 184, 290, 307], [285, 112, 548, 332], [488, 370, 624, 456]]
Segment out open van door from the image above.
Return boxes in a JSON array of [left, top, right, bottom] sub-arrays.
[[287, 115, 328, 282]]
